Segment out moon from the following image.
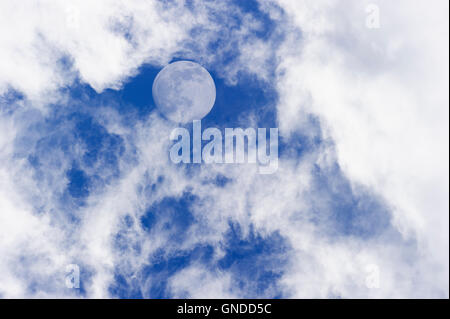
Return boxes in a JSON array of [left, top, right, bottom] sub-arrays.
[[152, 61, 216, 123]]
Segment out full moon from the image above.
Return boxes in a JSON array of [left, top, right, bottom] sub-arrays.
[[152, 61, 216, 123]]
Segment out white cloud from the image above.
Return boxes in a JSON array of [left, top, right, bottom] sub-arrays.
[[0, 0, 194, 101], [169, 265, 234, 299], [272, 0, 449, 297]]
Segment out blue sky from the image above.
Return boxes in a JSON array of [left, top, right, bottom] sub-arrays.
[[0, 0, 448, 298]]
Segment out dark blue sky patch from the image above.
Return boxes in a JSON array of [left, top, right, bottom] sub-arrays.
[[190, 0, 282, 58], [143, 245, 215, 298], [71, 113, 125, 171], [213, 174, 231, 187], [278, 115, 325, 161], [12, 100, 131, 218], [136, 174, 165, 200], [140, 192, 197, 240], [218, 223, 289, 298], [115, 65, 159, 117], [232, 0, 279, 41], [200, 173, 232, 188], [59, 112, 125, 207], [124, 214, 135, 228], [60, 79, 99, 103], [58, 69, 157, 127], [109, 244, 215, 299], [139, 209, 156, 232], [203, 72, 278, 129], [310, 163, 393, 239], [66, 165, 90, 199], [109, 273, 143, 299], [0, 88, 24, 115], [0, 88, 24, 103]]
